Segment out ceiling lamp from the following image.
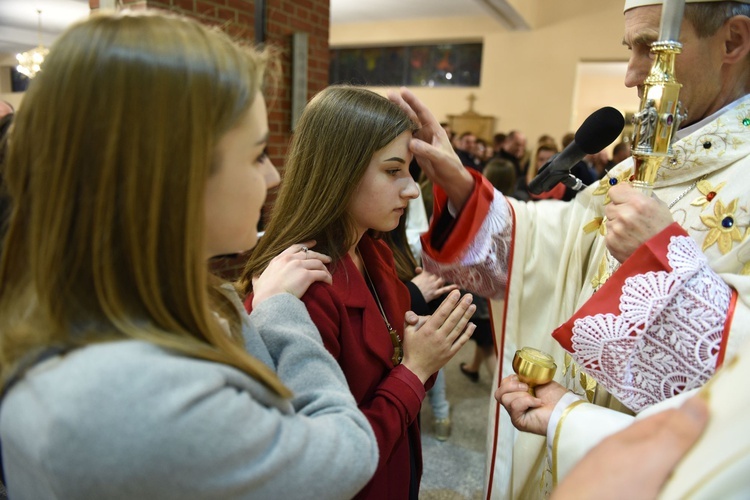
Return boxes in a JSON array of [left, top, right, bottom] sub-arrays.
[[16, 9, 49, 79]]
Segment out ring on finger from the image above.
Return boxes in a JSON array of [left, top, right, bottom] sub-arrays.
[[300, 245, 309, 258]]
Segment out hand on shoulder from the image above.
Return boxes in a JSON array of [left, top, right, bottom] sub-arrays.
[[251, 241, 332, 308]]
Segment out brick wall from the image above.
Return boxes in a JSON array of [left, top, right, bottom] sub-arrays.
[[89, 1, 329, 167], [90, 0, 330, 280]]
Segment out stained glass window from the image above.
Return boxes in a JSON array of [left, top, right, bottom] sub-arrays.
[[330, 43, 482, 87]]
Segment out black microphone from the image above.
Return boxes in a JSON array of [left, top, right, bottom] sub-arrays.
[[528, 106, 625, 195]]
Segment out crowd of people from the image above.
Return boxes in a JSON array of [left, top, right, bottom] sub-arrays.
[[1, 0, 749, 499]]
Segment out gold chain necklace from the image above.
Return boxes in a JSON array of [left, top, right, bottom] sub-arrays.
[[358, 249, 403, 366]]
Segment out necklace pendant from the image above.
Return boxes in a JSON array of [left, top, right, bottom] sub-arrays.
[[359, 251, 404, 367], [388, 326, 403, 366]]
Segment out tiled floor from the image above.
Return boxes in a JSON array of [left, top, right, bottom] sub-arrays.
[[419, 344, 494, 499]]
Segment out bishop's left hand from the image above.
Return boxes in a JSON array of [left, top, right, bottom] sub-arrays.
[[604, 183, 674, 263]]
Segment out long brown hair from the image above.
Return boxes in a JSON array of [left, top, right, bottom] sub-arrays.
[[383, 207, 419, 283], [0, 11, 290, 397], [241, 86, 417, 291]]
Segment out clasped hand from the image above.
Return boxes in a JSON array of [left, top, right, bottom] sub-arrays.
[[401, 289, 476, 383]]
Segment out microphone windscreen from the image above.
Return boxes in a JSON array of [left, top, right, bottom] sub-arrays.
[[574, 106, 625, 154]]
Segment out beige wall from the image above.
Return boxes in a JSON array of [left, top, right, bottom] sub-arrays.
[[331, 0, 636, 150]]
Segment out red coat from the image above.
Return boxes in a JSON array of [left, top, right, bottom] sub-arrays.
[[246, 234, 430, 499]]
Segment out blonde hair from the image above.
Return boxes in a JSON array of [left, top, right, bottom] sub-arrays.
[[0, 11, 290, 397], [241, 86, 417, 290]]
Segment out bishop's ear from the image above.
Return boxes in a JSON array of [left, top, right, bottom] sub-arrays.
[[723, 15, 750, 64]]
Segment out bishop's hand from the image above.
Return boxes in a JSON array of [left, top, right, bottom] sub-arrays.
[[496, 375, 568, 436]]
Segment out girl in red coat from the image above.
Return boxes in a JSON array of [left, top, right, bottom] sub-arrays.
[[242, 86, 477, 499]]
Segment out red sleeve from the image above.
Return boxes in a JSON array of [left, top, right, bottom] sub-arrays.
[[552, 222, 736, 368], [530, 182, 565, 200], [553, 222, 689, 352], [299, 284, 345, 361], [421, 169, 496, 263]]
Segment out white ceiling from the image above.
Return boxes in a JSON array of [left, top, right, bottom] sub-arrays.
[[330, 0, 489, 24], [1, 0, 501, 56], [0, 0, 90, 54]]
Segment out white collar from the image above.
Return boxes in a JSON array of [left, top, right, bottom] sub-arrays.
[[675, 94, 750, 140]]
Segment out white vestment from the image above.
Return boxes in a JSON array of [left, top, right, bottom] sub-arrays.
[[553, 335, 750, 499]]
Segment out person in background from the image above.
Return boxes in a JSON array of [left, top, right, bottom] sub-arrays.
[[483, 157, 517, 198], [497, 129, 527, 179], [611, 140, 632, 168], [523, 142, 562, 200], [491, 132, 507, 157], [0, 12, 379, 499], [473, 138, 490, 169], [455, 157, 518, 384], [455, 131, 481, 172], [536, 134, 558, 150], [241, 86, 477, 499], [584, 150, 612, 180]]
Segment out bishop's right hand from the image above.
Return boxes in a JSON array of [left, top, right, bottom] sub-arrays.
[[496, 375, 568, 436], [387, 87, 474, 211]]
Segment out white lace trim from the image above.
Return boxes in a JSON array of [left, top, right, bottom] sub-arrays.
[[422, 192, 511, 300], [570, 235, 730, 412]]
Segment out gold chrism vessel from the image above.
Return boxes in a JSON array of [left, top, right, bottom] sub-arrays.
[[513, 347, 557, 397]]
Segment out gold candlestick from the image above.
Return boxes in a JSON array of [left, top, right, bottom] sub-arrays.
[[513, 347, 557, 397]]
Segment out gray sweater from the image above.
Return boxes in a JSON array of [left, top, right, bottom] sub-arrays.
[[0, 293, 378, 499]]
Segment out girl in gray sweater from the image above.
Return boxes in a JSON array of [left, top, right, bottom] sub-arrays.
[[0, 11, 377, 499]]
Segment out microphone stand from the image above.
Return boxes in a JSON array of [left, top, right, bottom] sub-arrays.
[[630, 0, 687, 195], [531, 161, 586, 194]]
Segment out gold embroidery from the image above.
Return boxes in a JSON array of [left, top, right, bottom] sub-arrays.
[[579, 372, 597, 402], [690, 180, 725, 208], [582, 217, 603, 235], [590, 254, 611, 290], [592, 169, 633, 204], [700, 198, 743, 254]]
